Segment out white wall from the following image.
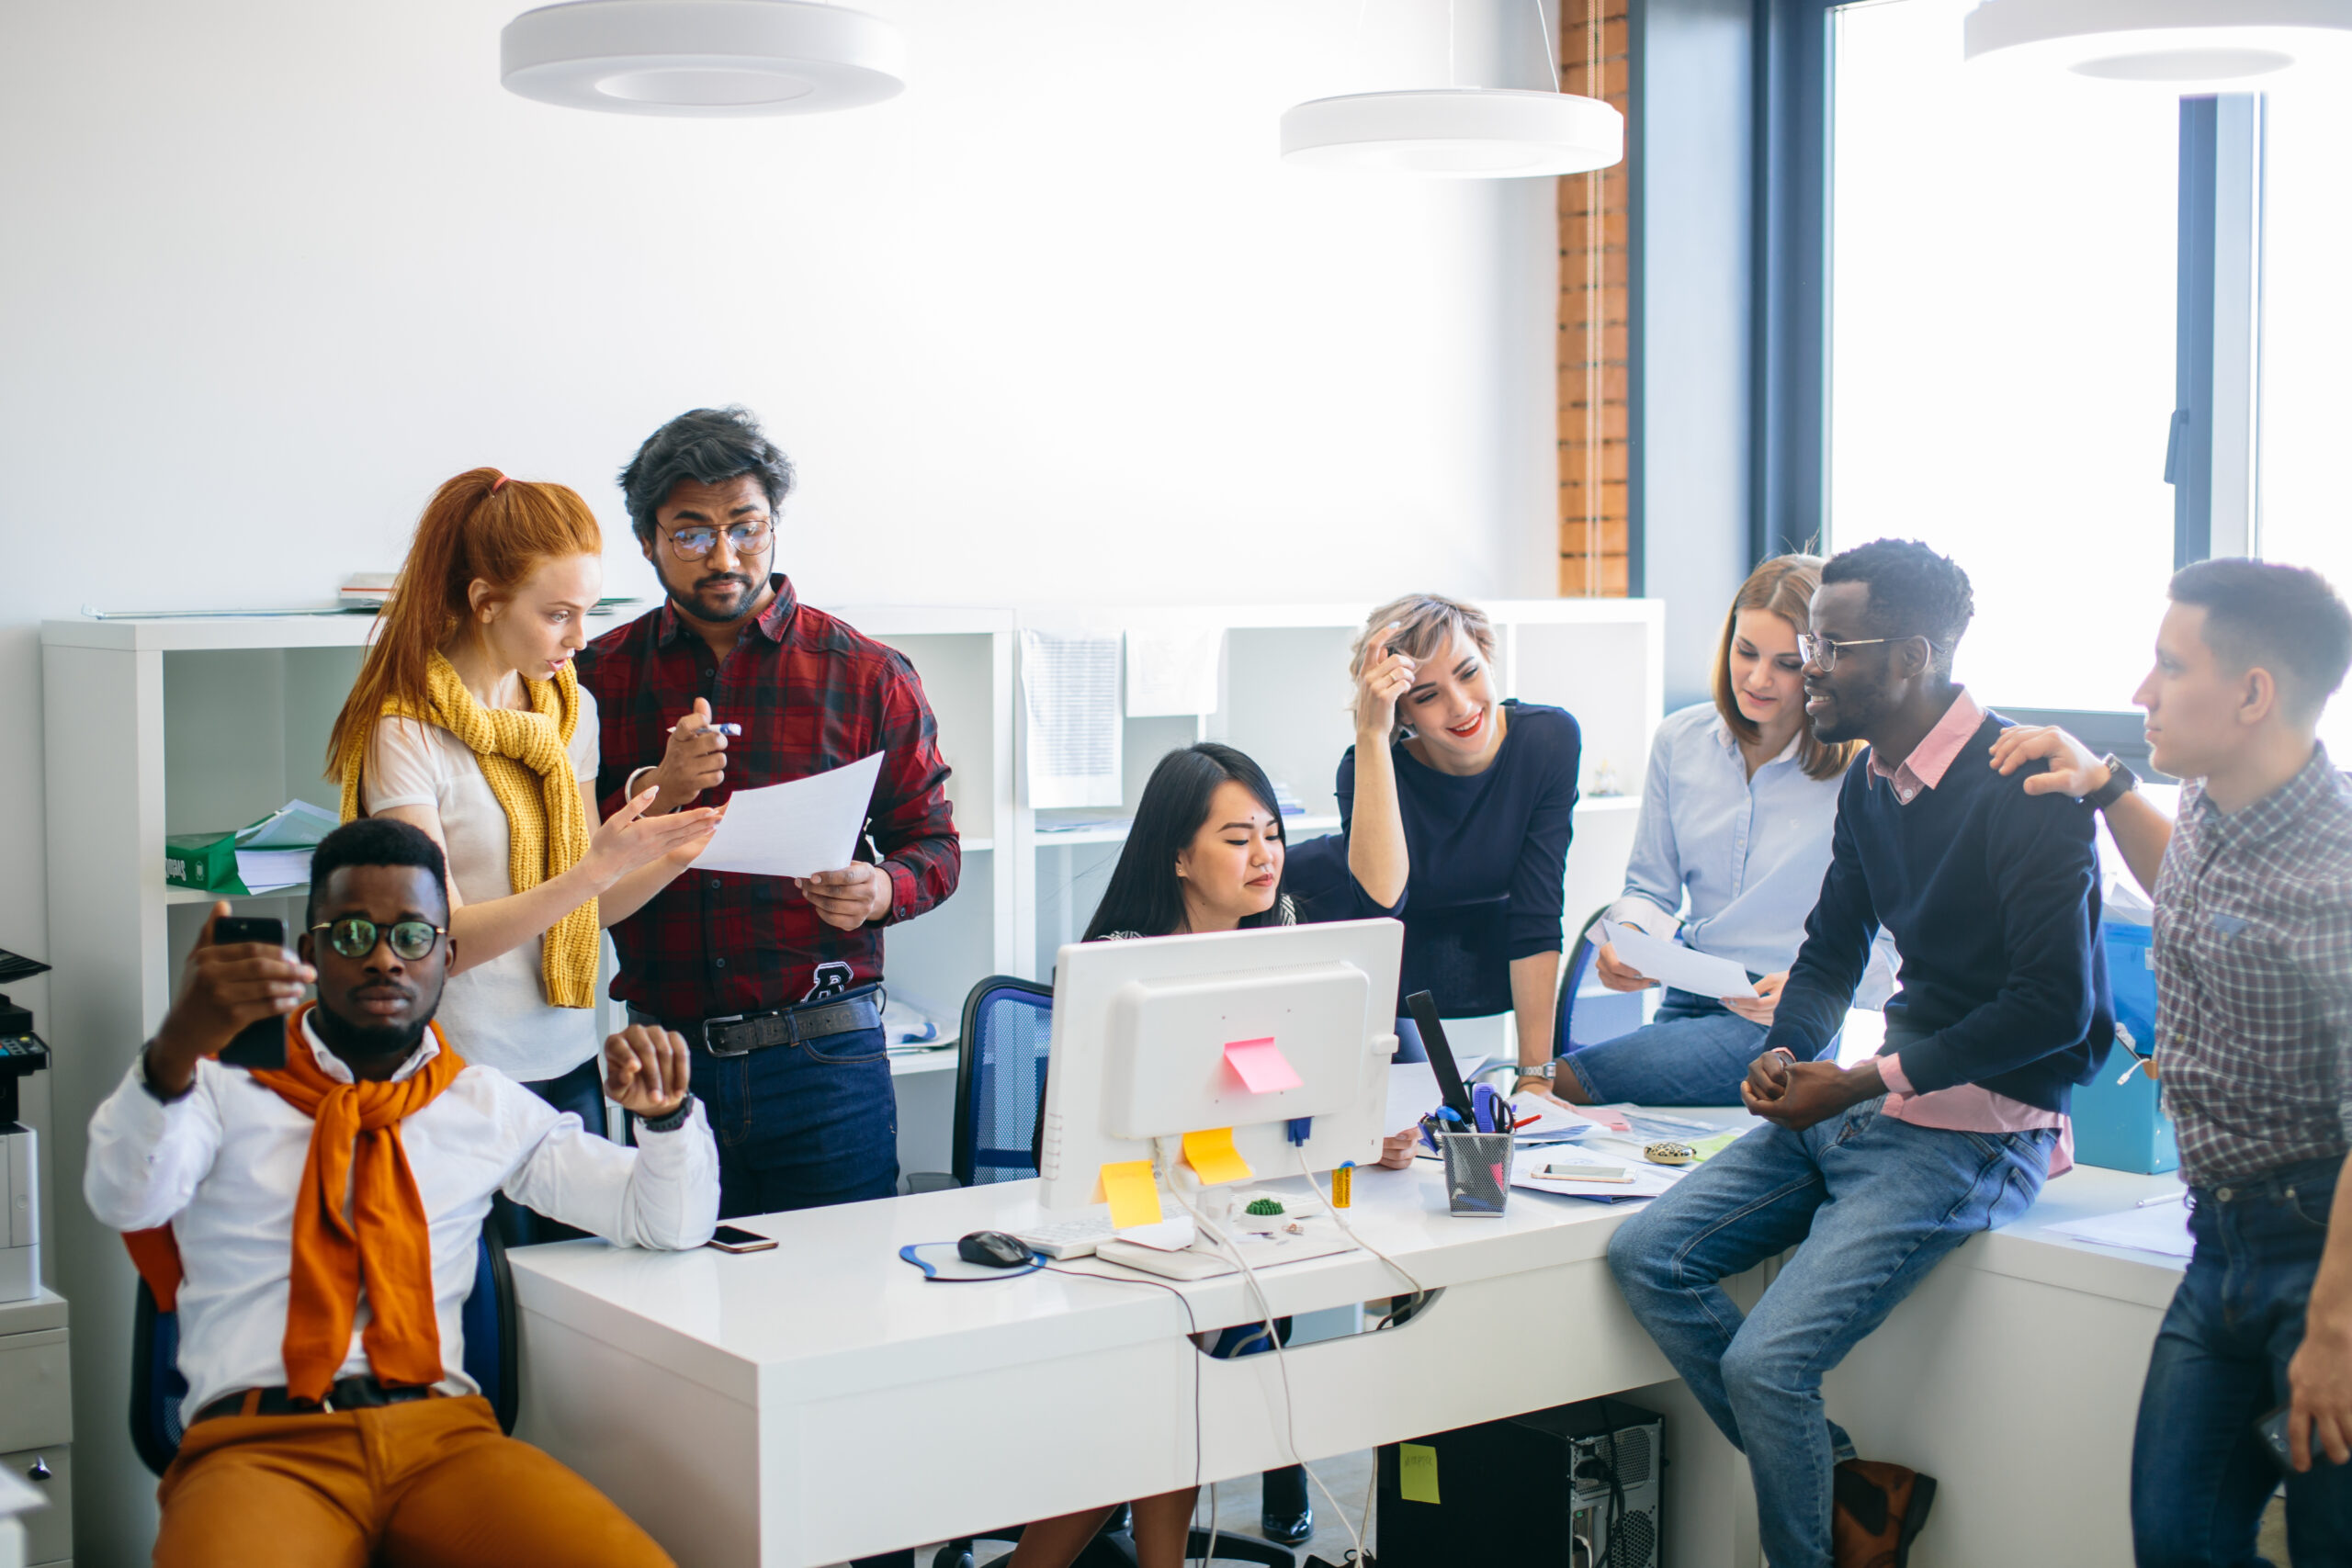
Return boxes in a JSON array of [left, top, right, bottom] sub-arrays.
[[0, 0, 1561, 1000]]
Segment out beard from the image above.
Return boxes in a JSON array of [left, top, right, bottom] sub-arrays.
[[313, 987, 442, 1064], [1807, 687, 1877, 746]]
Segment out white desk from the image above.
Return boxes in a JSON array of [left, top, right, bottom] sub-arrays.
[[510, 1124, 2187, 1568]]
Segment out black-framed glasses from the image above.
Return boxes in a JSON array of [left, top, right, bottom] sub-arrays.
[[311, 919, 447, 962], [1797, 633, 1894, 672], [659, 518, 773, 560]]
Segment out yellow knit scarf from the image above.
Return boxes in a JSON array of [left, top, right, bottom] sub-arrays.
[[339, 653, 598, 1009]]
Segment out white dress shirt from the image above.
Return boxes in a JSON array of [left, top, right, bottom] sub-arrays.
[[85, 1014, 718, 1419]]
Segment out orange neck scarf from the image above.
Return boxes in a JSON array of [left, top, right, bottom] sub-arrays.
[[122, 1006, 467, 1403]]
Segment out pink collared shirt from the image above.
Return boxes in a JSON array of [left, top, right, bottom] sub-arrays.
[[1862, 690, 2073, 1175]]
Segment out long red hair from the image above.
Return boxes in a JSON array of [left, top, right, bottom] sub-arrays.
[[326, 468, 603, 780]]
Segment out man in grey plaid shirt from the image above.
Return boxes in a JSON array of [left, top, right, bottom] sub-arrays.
[[1996, 558, 2352, 1566]]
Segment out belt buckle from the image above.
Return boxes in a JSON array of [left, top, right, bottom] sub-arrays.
[[701, 1011, 753, 1057]]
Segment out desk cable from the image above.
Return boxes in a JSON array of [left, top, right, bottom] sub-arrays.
[[1154, 1140, 1373, 1568], [1292, 1149, 1431, 1330], [1040, 1261, 1218, 1565]]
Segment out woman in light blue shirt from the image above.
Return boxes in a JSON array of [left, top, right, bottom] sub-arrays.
[[1555, 555, 1888, 1106]]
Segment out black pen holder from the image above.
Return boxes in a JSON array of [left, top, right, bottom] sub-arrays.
[[1438, 1130, 1514, 1217]]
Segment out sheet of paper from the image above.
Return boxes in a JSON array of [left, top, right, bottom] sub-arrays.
[[1099, 1159, 1164, 1228], [241, 799, 341, 849], [1114, 1214, 1196, 1250], [1125, 626, 1223, 717], [2046, 1202, 2195, 1259], [1602, 919, 1759, 1000], [1690, 1130, 1743, 1161], [1021, 629, 1123, 808], [1182, 1127, 1254, 1185], [1385, 1056, 1490, 1137], [690, 752, 885, 879], [1504, 1092, 1597, 1145], [1224, 1036, 1303, 1094], [1397, 1443, 1442, 1505]]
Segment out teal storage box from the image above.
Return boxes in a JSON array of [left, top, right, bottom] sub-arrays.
[[2072, 916, 2178, 1175]]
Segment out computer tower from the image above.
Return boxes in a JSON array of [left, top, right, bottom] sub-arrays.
[[1376, 1398, 1664, 1568]]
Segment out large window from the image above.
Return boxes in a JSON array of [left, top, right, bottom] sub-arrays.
[[2257, 87, 2352, 760], [1828, 0, 2180, 713]]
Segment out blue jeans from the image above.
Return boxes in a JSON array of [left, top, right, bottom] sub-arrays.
[[632, 990, 900, 1220], [1608, 1099, 2054, 1568], [1563, 989, 1808, 1106], [2132, 1156, 2352, 1568]]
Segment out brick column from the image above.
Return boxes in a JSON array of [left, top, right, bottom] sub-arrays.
[[1558, 0, 1632, 597]]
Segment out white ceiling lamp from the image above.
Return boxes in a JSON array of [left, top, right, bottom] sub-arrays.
[[501, 0, 904, 118], [1964, 0, 2352, 90], [1281, 1, 1623, 177]]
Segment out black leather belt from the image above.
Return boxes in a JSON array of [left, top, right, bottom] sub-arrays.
[[692, 992, 883, 1058], [192, 1376, 441, 1425]]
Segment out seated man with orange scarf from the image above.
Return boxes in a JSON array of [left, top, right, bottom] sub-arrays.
[[85, 817, 718, 1568]]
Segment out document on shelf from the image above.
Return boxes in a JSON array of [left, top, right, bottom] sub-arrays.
[[690, 752, 885, 880], [1021, 629, 1123, 808], [1125, 626, 1223, 717], [2045, 1202, 2195, 1260], [1601, 919, 1759, 1000]]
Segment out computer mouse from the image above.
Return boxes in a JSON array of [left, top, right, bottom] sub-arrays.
[[957, 1230, 1035, 1269]]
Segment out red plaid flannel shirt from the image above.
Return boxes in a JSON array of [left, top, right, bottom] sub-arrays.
[[575, 576, 961, 1022]]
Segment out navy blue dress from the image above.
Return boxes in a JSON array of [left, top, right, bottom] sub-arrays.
[[1337, 699, 1581, 1019]]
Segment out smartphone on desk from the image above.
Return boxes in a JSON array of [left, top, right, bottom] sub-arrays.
[[707, 1225, 778, 1255], [213, 917, 298, 1068]]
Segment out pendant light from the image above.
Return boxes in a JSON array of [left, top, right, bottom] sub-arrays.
[[1964, 0, 2352, 90], [501, 0, 905, 118], [1281, 1, 1624, 177]]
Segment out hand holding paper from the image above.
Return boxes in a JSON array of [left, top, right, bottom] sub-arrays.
[[1601, 920, 1759, 1000], [691, 752, 885, 880]]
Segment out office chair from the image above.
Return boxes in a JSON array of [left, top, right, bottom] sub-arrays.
[[130, 1223, 518, 1475], [951, 973, 1057, 1188], [1550, 904, 1626, 1059]]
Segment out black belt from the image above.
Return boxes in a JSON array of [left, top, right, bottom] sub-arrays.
[[192, 1376, 442, 1425], [688, 991, 883, 1058]]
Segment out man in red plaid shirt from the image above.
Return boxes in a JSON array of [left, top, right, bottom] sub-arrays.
[[577, 406, 959, 1226]]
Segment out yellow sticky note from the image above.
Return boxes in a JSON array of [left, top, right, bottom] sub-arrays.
[[1182, 1127, 1254, 1186], [1100, 1160, 1163, 1228], [1398, 1442, 1442, 1505]]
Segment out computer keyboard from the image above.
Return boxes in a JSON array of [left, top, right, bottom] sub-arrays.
[[1012, 1214, 1117, 1259]]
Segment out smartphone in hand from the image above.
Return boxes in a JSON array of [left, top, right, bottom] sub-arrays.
[[211, 915, 297, 1066], [2256, 1405, 2344, 1476]]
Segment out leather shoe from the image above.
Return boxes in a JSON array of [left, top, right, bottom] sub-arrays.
[[1832, 1460, 1936, 1568], [1260, 1463, 1313, 1546]]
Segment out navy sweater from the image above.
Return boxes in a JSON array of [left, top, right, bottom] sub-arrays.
[[1762, 711, 2111, 1112], [1338, 700, 1581, 1017]]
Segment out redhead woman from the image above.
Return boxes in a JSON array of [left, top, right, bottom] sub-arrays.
[[1556, 553, 1890, 1106], [326, 470, 718, 1141]]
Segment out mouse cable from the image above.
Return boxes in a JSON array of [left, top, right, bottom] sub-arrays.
[[1156, 1158, 1368, 1568]]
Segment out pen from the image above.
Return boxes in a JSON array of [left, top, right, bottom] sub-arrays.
[[667, 721, 742, 737], [2136, 1190, 2186, 1208]]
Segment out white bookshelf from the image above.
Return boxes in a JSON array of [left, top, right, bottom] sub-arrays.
[[38, 592, 1661, 1562]]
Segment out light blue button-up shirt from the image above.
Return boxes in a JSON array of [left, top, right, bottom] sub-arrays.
[[1608, 703, 1893, 1001]]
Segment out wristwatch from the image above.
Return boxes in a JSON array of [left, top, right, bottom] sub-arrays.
[[2084, 753, 2140, 812], [1515, 1062, 1558, 1082]]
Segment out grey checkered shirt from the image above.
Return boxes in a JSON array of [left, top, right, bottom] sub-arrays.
[[2154, 743, 2352, 1187]]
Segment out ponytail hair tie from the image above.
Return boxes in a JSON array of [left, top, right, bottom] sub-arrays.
[[490, 473, 511, 493]]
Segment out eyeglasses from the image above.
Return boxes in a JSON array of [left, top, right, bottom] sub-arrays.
[[311, 918, 447, 962], [660, 518, 773, 561], [1796, 633, 1894, 672]]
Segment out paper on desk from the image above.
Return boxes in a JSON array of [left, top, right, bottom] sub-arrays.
[[2046, 1202, 2195, 1259], [1385, 1056, 1491, 1136], [1602, 919, 1759, 1000], [690, 752, 884, 879], [1505, 1093, 1598, 1144], [1116, 1213, 1197, 1250], [1511, 1147, 1683, 1202], [1021, 629, 1123, 808], [1125, 626, 1223, 717]]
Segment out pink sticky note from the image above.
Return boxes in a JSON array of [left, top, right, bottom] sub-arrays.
[[1224, 1036, 1304, 1095]]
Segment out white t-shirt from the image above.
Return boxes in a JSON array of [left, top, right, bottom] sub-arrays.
[[363, 677, 601, 1084]]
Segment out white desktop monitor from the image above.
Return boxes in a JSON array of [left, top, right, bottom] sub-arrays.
[[1035, 919, 1405, 1212]]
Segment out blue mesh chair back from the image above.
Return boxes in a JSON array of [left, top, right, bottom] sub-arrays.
[[1551, 905, 1617, 1056], [130, 1222, 518, 1476], [952, 975, 1055, 1187]]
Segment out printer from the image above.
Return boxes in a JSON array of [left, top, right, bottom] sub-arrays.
[[0, 987, 51, 1304]]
